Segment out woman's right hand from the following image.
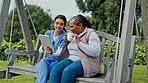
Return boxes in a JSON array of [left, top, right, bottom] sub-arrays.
[[63, 34, 68, 43]]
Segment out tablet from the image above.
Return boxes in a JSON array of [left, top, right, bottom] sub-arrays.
[[38, 34, 54, 53]]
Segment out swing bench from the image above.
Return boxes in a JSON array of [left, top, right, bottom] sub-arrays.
[[4, 30, 137, 83], [0, 0, 138, 82]]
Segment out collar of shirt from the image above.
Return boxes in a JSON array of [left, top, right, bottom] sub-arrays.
[[78, 27, 88, 37]]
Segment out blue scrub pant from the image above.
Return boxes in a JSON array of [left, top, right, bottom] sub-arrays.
[[49, 59, 84, 83], [35, 56, 58, 83]]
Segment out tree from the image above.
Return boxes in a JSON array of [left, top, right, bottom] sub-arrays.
[[75, 0, 120, 34], [4, 4, 52, 42], [75, 0, 142, 35]]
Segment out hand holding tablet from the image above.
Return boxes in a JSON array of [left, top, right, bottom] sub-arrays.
[[38, 34, 54, 57]]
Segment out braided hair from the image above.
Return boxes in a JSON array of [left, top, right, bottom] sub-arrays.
[[70, 14, 92, 28]]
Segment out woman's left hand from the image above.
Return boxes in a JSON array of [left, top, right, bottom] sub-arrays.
[[46, 46, 53, 55], [73, 34, 80, 44]]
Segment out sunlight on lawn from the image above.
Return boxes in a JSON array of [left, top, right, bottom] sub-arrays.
[[0, 60, 147, 83]]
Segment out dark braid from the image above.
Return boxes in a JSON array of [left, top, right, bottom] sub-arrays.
[[70, 14, 92, 28]]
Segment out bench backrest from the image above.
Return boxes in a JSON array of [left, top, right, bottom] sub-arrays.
[[95, 30, 136, 83], [95, 31, 120, 73]]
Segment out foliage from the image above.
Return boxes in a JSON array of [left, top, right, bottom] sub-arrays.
[[134, 42, 146, 65], [75, 0, 120, 35], [0, 38, 146, 64], [0, 40, 9, 60], [102, 40, 116, 58], [102, 40, 146, 65], [11, 39, 26, 50], [4, 4, 52, 42], [0, 39, 36, 61], [75, 0, 142, 36]]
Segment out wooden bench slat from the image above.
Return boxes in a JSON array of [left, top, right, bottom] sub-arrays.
[[106, 40, 113, 57], [5, 49, 38, 55], [8, 66, 36, 77], [75, 77, 105, 83], [99, 38, 106, 63], [96, 31, 121, 43]]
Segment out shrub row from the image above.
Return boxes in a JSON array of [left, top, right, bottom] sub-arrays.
[[0, 39, 36, 61], [0, 39, 146, 65]]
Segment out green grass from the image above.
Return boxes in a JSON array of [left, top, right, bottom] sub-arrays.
[[0, 60, 34, 83], [0, 60, 148, 83], [132, 65, 148, 83], [0, 75, 34, 83]]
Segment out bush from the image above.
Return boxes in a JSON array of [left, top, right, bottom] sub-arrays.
[[134, 42, 146, 65], [0, 39, 36, 61], [0, 40, 9, 60], [0, 39, 146, 65], [103, 40, 146, 65]]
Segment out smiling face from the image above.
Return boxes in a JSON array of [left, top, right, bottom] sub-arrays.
[[54, 18, 65, 32], [69, 19, 84, 35]]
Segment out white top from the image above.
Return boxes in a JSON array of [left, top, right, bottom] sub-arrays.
[[68, 28, 101, 62]]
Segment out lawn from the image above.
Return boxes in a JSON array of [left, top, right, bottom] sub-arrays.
[[132, 65, 148, 83], [0, 60, 147, 83], [0, 60, 34, 83]]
